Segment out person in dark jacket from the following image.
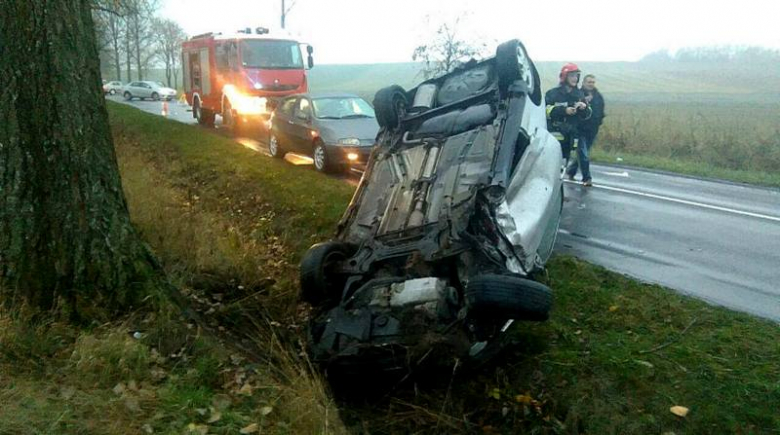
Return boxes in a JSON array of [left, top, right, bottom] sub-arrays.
[[545, 63, 592, 184], [566, 74, 605, 183]]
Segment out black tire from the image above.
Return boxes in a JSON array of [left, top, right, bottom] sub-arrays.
[[151, 92, 159, 101], [312, 141, 335, 173], [373, 85, 407, 129], [466, 274, 552, 321], [268, 132, 285, 158], [496, 40, 521, 95], [194, 100, 215, 127], [496, 39, 541, 104], [109, 89, 116, 95], [299, 242, 355, 305], [123, 91, 132, 101]]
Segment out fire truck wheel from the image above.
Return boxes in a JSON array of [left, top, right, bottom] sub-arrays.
[[194, 101, 215, 127], [151, 92, 160, 101], [268, 133, 285, 158]]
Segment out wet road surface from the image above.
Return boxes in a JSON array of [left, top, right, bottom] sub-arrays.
[[558, 168, 780, 321], [111, 95, 780, 321]]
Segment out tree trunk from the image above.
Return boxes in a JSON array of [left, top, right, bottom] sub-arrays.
[[110, 14, 122, 81], [125, 20, 132, 81], [0, 0, 159, 318], [133, 16, 143, 81]]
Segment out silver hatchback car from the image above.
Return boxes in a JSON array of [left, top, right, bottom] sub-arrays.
[[122, 81, 177, 101]]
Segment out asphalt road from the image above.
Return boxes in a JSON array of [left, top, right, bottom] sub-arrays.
[[111, 95, 780, 321]]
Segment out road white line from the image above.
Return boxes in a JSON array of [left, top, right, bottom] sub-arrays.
[[565, 180, 780, 223]]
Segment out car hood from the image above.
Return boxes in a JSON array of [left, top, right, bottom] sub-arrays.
[[316, 117, 379, 144]]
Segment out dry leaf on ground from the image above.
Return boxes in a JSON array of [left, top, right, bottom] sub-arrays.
[[240, 423, 259, 434], [670, 405, 689, 417]]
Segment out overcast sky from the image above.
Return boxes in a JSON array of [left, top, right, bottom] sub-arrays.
[[162, 0, 780, 64]]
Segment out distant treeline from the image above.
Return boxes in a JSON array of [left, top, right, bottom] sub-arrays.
[[641, 46, 780, 64]]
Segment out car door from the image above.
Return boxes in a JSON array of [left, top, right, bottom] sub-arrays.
[[140, 82, 153, 98], [273, 97, 297, 147], [290, 97, 314, 153]]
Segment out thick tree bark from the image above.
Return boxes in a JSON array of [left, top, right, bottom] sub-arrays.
[[0, 0, 158, 318]]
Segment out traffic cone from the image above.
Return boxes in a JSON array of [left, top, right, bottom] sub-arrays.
[[161, 100, 169, 117]]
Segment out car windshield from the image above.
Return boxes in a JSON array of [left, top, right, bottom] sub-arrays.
[[240, 40, 303, 69], [312, 97, 375, 119]]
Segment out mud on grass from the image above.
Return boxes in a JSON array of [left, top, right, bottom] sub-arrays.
[[105, 103, 780, 434]]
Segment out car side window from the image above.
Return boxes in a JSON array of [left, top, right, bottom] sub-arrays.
[[279, 98, 296, 117], [295, 98, 311, 120]]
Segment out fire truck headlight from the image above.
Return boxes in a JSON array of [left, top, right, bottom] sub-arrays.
[[233, 95, 268, 116], [253, 83, 263, 90]]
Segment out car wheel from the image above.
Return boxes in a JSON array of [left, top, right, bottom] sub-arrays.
[[465, 274, 552, 321], [312, 142, 332, 173], [123, 91, 132, 100], [109, 89, 116, 95], [151, 92, 159, 101], [495, 39, 540, 103], [299, 241, 356, 306], [268, 133, 285, 158], [373, 85, 408, 130]]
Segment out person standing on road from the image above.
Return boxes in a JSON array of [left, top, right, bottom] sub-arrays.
[[566, 74, 605, 183], [545, 63, 593, 185]]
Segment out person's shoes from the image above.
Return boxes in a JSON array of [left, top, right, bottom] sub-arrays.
[[566, 173, 576, 181], [582, 179, 593, 187]]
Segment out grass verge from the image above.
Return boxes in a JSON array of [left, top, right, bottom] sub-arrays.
[[1, 102, 776, 434], [590, 148, 780, 188]]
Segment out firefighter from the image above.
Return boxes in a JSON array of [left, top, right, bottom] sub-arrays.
[[545, 63, 593, 185]]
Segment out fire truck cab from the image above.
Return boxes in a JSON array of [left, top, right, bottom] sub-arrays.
[[182, 27, 313, 130]]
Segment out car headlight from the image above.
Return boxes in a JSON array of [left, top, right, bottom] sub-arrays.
[[337, 138, 361, 146]]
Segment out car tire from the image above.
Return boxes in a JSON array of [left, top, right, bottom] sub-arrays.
[[312, 141, 334, 173], [496, 39, 541, 103], [109, 89, 116, 95], [123, 91, 132, 101], [151, 92, 159, 101], [373, 85, 408, 130], [268, 133, 285, 158], [465, 273, 552, 321], [299, 242, 356, 306]]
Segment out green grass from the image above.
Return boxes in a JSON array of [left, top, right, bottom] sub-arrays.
[[106, 103, 779, 434], [3, 102, 777, 434]]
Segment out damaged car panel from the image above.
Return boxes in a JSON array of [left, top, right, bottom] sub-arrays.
[[301, 40, 563, 377]]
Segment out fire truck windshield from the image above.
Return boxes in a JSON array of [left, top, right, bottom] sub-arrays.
[[240, 40, 303, 69]]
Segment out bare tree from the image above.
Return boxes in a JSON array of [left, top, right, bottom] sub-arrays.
[[154, 18, 186, 88], [1, 0, 161, 319], [125, 0, 159, 81], [412, 17, 486, 79], [93, 3, 126, 81]]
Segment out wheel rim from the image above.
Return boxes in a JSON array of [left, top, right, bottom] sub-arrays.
[[269, 135, 278, 156], [152, 93, 159, 101], [110, 89, 116, 95], [314, 145, 326, 171]]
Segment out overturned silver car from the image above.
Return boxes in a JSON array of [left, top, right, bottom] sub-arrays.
[[300, 40, 563, 376]]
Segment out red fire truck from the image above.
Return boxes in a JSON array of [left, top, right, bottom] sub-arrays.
[[182, 27, 313, 131]]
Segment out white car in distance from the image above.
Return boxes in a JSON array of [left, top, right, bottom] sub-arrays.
[[123, 81, 177, 101]]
